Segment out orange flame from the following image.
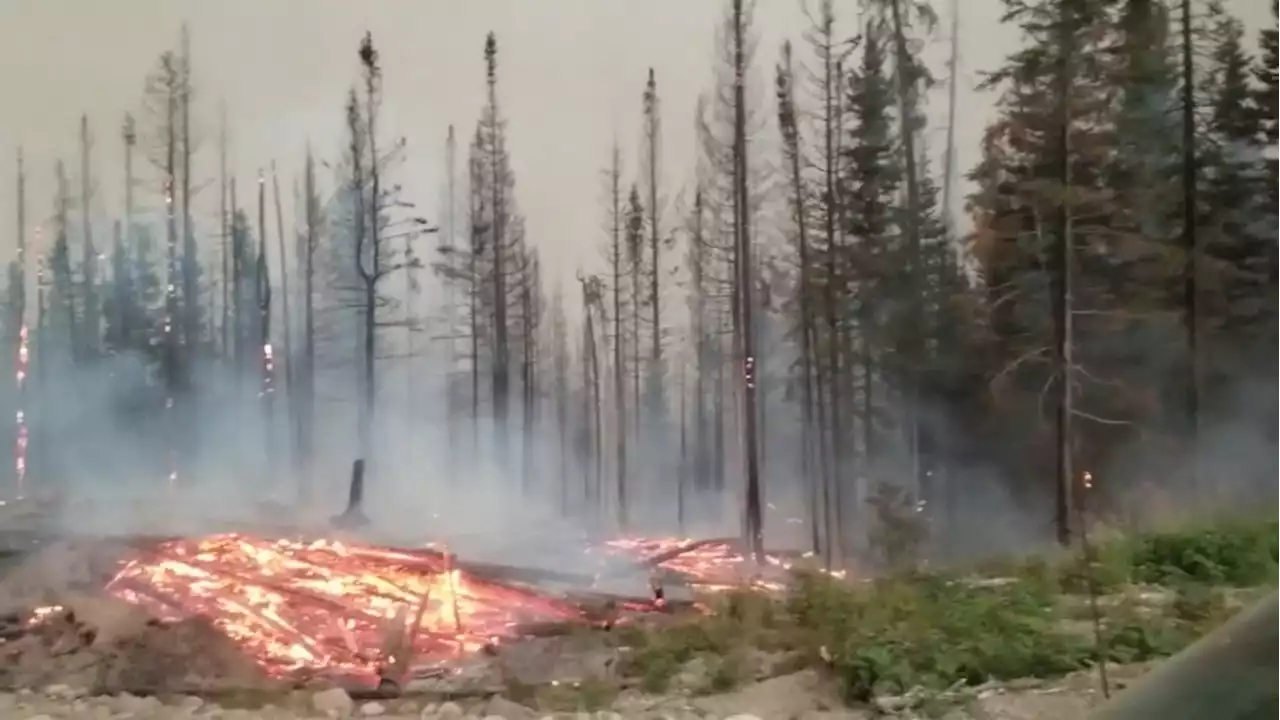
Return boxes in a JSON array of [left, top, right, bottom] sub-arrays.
[[105, 534, 581, 682]]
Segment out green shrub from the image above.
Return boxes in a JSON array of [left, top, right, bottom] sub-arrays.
[[787, 572, 1091, 702], [1125, 518, 1277, 587]]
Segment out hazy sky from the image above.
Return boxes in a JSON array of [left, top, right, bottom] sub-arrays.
[[0, 0, 1271, 299]]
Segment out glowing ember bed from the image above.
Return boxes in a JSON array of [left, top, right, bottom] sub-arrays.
[[105, 534, 584, 683]]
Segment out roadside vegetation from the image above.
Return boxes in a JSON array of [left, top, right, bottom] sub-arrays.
[[604, 516, 1277, 708]]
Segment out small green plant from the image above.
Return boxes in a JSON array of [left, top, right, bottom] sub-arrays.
[[787, 573, 1091, 702], [614, 588, 782, 694], [1124, 519, 1278, 587]]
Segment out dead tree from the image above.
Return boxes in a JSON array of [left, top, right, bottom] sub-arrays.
[[78, 115, 100, 359], [776, 40, 823, 555], [257, 171, 276, 478], [642, 68, 665, 421], [219, 105, 231, 360], [299, 147, 321, 500], [732, 0, 764, 562], [13, 149, 28, 495], [271, 162, 297, 470], [484, 34, 512, 450], [578, 272, 606, 515], [179, 26, 199, 368], [604, 146, 629, 528]]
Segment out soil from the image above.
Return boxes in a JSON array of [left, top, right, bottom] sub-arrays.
[[0, 663, 1153, 719]]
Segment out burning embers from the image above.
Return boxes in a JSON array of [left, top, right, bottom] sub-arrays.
[[103, 534, 582, 683], [7, 532, 828, 689], [599, 537, 797, 593]]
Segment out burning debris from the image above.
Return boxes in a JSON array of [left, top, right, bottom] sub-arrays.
[[0, 528, 828, 694], [103, 533, 585, 685], [597, 537, 814, 593]]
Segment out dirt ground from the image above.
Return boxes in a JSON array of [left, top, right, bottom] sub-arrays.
[[0, 662, 1152, 719]]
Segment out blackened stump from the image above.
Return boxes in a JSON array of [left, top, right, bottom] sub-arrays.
[[332, 459, 370, 529]]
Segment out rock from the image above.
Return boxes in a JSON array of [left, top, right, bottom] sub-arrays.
[[176, 695, 205, 713], [43, 683, 83, 699], [24, 714, 55, 720], [484, 696, 534, 720], [113, 692, 163, 716], [724, 715, 764, 720], [362, 701, 388, 716], [417, 703, 438, 719], [435, 700, 464, 719], [312, 687, 356, 718]]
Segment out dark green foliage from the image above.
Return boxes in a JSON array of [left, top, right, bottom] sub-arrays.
[[1124, 519, 1278, 587], [789, 571, 1090, 701]]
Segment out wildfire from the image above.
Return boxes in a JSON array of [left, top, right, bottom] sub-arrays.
[[598, 537, 839, 593], [104, 534, 581, 682], [39, 532, 847, 686]]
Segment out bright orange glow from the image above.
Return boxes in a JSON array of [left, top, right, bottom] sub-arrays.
[[104, 534, 583, 683]]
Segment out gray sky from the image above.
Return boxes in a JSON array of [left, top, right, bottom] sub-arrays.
[[0, 0, 1271, 299]]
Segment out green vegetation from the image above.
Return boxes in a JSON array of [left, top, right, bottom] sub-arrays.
[[611, 517, 1277, 706]]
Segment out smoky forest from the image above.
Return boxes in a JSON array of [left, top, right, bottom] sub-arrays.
[[2, 0, 1277, 573]]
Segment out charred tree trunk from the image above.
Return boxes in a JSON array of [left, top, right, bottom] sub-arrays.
[[1051, 5, 1077, 547], [777, 43, 822, 555], [608, 146, 628, 529], [220, 106, 231, 361], [79, 115, 99, 360], [271, 163, 297, 472], [733, 0, 764, 563], [888, 0, 924, 495], [300, 148, 319, 501], [1179, 0, 1200, 491]]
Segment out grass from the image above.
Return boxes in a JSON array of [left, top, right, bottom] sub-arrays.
[[609, 515, 1277, 706]]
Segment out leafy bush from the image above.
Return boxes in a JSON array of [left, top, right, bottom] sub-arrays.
[[1124, 518, 1278, 587], [615, 589, 784, 693], [612, 516, 1275, 705], [787, 572, 1091, 702]]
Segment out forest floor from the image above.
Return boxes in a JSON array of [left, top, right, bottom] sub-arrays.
[[0, 514, 1273, 719]]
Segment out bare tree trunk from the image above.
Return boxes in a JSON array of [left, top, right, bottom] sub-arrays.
[[14, 150, 28, 496], [444, 125, 458, 477], [608, 146, 628, 529], [271, 163, 297, 472], [468, 154, 481, 453], [677, 361, 688, 532], [941, 0, 960, 234], [79, 115, 98, 360], [363, 64, 382, 466], [258, 172, 276, 482], [1179, 0, 1200, 494], [732, 0, 764, 563], [1051, 6, 1076, 547], [301, 148, 318, 503], [220, 106, 230, 360], [644, 69, 663, 422], [820, 15, 844, 565], [486, 38, 511, 454], [162, 63, 180, 488], [777, 42, 822, 554], [888, 0, 924, 497], [180, 27, 197, 368]]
